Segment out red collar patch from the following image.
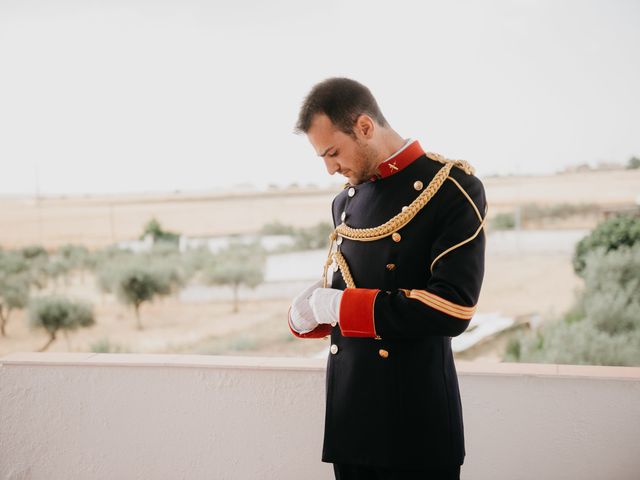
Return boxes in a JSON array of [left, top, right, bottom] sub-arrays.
[[370, 140, 425, 182]]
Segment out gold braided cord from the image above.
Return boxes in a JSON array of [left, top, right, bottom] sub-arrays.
[[322, 152, 478, 289], [447, 176, 483, 223], [429, 204, 488, 273], [333, 251, 356, 289], [322, 231, 338, 288], [335, 161, 454, 242]]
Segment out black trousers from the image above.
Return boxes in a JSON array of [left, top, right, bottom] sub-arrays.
[[333, 462, 461, 480]]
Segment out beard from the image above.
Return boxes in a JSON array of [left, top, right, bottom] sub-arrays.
[[350, 140, 380, 184]]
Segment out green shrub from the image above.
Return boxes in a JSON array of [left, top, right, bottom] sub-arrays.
[[572, 215, 640, 276], [259, 221, 335, 252], [90, 337, 128, 353], [260, 221, 296, 235], [141, 217, 180, 245], [505, 318, 640, 366], [507, 243, 640, 366], [490, 212, 516, 230], [627, 156, 640, 169], [521, 203, 599, 222]]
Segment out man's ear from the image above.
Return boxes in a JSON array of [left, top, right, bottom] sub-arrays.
[[354, 114, 375, 140]]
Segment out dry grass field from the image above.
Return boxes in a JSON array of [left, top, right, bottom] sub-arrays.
[[2, 169, 639, 250]]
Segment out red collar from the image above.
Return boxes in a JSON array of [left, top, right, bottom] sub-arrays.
[[369, 140, 425, 182]]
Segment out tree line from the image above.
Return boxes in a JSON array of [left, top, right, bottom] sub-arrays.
[[0, 219, 267, 351]]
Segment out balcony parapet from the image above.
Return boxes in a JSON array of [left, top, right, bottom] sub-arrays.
[[2, 352, 639, 480]]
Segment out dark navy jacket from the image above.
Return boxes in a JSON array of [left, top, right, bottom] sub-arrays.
[[289, 139, 487, 469]]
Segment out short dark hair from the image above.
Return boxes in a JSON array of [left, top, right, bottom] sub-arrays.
[[294, 77, 389, 136]]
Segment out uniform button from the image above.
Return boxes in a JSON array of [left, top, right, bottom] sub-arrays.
[[378, 349, 389, 358], [348, 187, 356, 197], [341, 211, 346, 221], [413, 180, 424, 191], [330, 321, 337, 327], [330, 344, 339, 354], [336, 236, 343, 245], [385, 263, 396, 270], [401, 206, 409, 212], [392, 232, 401, 242]]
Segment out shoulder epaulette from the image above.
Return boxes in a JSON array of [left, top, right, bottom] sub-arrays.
[[425, 151, 475, 176]]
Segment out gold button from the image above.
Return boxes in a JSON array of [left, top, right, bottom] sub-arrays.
[[336, 236, 343, 245], [348, 187, 355, 197], [401, 206, 408, 212], [413, 180, 423, 191], [378, 349, 389, 358], [385, 263, 396, 270], [341, 211, 346, 221], [330, 344, 339, 354], [392, 232, 401, 242]]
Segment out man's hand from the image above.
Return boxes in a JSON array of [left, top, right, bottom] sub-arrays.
[[289, 279, 323, 334], [310, 288, 343, 326]]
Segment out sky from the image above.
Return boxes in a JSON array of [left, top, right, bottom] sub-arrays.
[[0, 0, 639, 195]]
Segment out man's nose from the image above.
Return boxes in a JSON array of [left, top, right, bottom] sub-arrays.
[[324, 157, 340, 175]]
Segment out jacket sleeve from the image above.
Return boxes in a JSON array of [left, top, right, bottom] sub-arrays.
[[337, 174, 488, 339]]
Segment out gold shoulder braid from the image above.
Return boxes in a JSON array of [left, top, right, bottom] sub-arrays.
[[322, 152, 476, 288]]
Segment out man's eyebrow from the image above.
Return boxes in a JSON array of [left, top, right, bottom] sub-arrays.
[[318, 146, 335, 157]]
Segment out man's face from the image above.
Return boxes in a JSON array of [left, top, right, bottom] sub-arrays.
[[306, 113, 377, 185]]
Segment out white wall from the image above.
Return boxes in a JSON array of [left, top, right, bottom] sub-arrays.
[[1, 353, 639, 480]]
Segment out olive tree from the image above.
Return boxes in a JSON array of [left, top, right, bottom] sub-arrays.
[[57, 244, 91, 282], [203, 240, 265, 313], [0, 252, 31, 336], [98, 258, 184, 330], [28, 296, 95, 351], [19, 245, 50, 289]]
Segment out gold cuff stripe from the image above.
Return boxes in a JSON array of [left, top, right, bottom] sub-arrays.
[[408, 290, 476, 315], [404, 289, 476, 320]]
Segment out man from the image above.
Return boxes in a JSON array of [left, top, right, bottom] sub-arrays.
[[288, 77, 487, 480]]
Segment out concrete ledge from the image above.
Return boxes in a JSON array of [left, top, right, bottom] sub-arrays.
[[2, 352, 639, 380], [0, 352, 325, 371]]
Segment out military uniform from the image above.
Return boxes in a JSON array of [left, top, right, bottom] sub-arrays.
[[288, 139, 488, 472]]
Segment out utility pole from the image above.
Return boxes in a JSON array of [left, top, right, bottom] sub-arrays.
[[34, 160, 43, 245]]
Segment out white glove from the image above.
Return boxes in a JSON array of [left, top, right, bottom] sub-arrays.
[[289, 279, 323, 334], [309, 288, 343, 326]]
